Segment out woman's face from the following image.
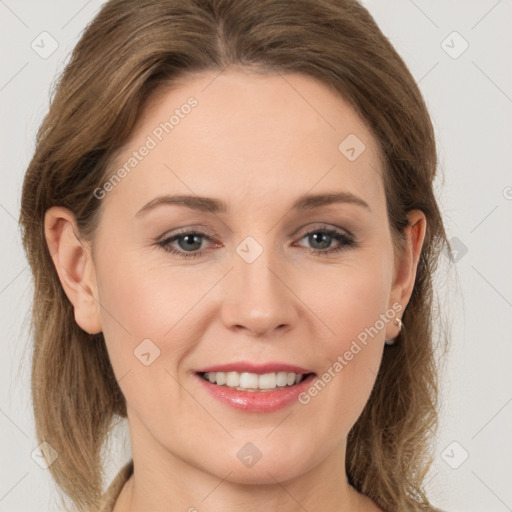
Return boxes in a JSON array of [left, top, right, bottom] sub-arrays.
[[73, 68, 424, 483]]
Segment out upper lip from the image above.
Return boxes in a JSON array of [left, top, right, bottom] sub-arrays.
[[196, 361, 314, 375]]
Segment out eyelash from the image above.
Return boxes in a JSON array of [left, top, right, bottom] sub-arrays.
[[156, 226, 357, 260]]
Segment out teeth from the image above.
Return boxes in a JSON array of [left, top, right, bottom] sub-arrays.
[[276, 372, 288, 386], [239, 372, 259, 389], [216, 372, 226, 385], [202, 371, 307, 391], [225, 372, 239, 387], [258, 372, 276, 389]]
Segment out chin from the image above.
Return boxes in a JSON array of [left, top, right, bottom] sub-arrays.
[[215, 459, 309, 486], [192, 442, 316, 486]]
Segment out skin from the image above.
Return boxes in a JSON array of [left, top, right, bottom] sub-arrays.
[[45, 67, 426, 512]]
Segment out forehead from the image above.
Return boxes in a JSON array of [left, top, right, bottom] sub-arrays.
[[105, 68, 386, 217]]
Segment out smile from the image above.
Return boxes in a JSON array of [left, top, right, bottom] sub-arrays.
[[199, 371, 310, 391], [195, 369, 317, 413]]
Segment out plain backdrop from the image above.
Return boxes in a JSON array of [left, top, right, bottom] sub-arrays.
[[1, 1, 511, 511]]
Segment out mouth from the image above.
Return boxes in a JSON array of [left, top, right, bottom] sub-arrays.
[[197, 370, 316, 392], [194, 361, 317, 412]]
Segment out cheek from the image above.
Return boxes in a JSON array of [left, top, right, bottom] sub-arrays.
[[95, 246, 202, 340], [94, 251, 198, 424], [305, 252, 392, 354], [297, 253, 392, 428], [93, 246, 187, 383]]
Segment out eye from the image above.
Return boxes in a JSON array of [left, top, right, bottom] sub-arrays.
[[295, 226, 356, 256], [157, 230, 215, 259], [156, 225, 357, 259]]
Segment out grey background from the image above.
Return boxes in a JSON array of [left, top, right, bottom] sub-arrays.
[[1, 1, 511, 511]]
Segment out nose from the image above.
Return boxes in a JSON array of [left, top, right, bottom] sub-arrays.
[[220, 249, 298, 338]]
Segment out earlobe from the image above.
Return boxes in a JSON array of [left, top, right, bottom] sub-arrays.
[[44, 206, 102, 334]]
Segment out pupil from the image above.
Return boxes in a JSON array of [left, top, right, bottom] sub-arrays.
[[181, 234, 201, 250], [311, 232, 330, 249]]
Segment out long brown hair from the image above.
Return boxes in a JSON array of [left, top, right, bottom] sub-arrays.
[[19, 0, 450, 510]]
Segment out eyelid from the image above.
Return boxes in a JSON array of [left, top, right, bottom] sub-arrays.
[[157, 225, 219, 242], [292, 222, 355, 240]]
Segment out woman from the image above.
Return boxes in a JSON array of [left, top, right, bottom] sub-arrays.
[[19, 0, 449, 511]]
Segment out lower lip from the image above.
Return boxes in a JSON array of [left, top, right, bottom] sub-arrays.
[[195, 373, 316, 413]]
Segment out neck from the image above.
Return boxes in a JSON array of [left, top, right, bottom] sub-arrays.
[[114, 411, 381, 512]]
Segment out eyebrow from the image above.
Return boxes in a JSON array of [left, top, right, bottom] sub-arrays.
[[135, 191, 371, 218]]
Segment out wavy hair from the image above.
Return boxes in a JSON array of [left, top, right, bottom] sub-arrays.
[[19, 0, 450, 510]]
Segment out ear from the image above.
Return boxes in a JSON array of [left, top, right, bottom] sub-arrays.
[[44, 206, 102, 334], [385, 209, 427, 339]]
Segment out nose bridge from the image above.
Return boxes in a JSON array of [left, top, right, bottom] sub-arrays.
[[220, 236, 296, 336]]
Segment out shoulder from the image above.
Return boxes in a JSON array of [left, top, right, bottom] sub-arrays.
[[91, 459, 134, 512]]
